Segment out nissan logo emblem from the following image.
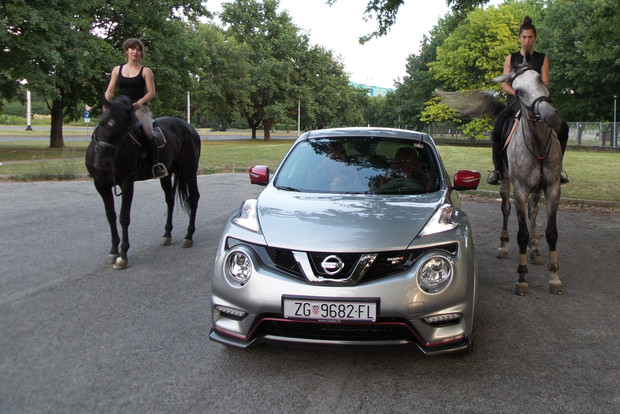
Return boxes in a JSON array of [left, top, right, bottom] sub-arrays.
[[321, 255, 345, 275]]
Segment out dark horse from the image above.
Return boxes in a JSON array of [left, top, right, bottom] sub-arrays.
[[438, 52, 564, 295], [85, 96, 201, 269]]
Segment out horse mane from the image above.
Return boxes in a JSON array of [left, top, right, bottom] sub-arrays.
[[436, 89, 505, 119]]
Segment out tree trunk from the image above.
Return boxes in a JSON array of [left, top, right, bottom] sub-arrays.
[[263, 120, 271, 141], [49, 99, 65, 148], [247, 117, 259, 139]]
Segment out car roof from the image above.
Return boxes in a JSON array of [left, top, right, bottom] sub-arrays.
[[299, 127, 432, 144]]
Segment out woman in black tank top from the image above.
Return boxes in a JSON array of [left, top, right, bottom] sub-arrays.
[[487, 17, 569, 185], [104, 38, 167, 178]]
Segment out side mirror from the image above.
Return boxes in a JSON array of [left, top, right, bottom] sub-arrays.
[[249, 165, 269, 185], [453, 170, 481, 191]]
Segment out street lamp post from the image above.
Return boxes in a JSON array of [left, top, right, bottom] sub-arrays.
[[614, 95, 617, 148], [25, 89, 33, 131]]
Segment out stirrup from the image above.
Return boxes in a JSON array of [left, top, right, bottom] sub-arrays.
[[152, 163, 168, 179], [560, 169, 569, 185], [486, 170, 501, 185]]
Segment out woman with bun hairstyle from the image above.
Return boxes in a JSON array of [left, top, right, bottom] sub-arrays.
[[487, 16, 569, 185]]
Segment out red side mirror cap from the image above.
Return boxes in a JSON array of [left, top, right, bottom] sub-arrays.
[[249, 165, 269, 185], [453, 170, 481, 191]]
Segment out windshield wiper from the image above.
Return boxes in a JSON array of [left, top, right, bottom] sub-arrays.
[[276, 185, 301, 192]]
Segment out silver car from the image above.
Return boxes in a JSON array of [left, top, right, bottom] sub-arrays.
[[210, 127, 481, 355]]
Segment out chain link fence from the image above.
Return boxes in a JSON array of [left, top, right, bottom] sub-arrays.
[[420, 122, 619, 148]]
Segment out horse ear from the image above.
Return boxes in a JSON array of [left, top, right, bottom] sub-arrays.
[[492, 73, 511, 83], [524, 50, 532, 67], [118, 95, 133, 111]]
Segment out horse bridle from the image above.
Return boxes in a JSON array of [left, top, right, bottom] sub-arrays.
[[510, 67, 556, 160], [510, 67, 554, 121]]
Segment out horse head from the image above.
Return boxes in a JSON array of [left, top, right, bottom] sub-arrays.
[[492, 52, 562, 130], [92, 95, 136, 170]]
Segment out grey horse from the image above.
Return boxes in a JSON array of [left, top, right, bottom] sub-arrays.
[[438, 53, 564, 295]]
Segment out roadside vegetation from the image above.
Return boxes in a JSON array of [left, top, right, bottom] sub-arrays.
[[1, 129, 617, 203]]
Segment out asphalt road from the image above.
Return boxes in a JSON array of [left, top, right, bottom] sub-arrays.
[[1, 175, 618, 413]]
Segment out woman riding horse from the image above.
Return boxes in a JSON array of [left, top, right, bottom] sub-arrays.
[[487, 16, 569, 186], [104, 38, 167, 179]]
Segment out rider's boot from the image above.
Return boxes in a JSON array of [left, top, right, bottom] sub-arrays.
[[487, 139, 504, 185], [146, 137, 168, 179]]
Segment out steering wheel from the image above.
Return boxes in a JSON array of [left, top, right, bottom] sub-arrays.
[[380, 178, 425, 192]]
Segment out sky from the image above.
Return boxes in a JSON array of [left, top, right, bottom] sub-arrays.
[[204, 0, 456, 88]]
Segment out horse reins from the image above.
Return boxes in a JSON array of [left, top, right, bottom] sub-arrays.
[[511, 68, 556, 161]]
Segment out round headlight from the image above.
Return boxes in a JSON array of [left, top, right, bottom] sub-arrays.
[[226, 251, 252, 285], [418, 256, 453, 293]]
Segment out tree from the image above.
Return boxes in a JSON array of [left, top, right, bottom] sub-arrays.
[[191, 24, 252, 128], [327, 0, 489, 43], [0, 0, 206, 147], [393, 14, 460, 129], [538, 0, 620, 121], [293, 45, 363, 130]]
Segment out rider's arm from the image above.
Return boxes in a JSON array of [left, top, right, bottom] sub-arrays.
[[501, 54, 515, 96], [104, 66, 120, 105], [541, 56, 550, 87]]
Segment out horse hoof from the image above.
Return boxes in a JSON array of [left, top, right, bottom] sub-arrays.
[[496, 248, 508, 259], [530, 252, 544, 265], [549, 282, 564, 295], [107, 254, 119, 264], [181, 239, 193, 248], [515, 282, 529, 296], [113, 257, 128, 270], [161, 237, 172, 246]]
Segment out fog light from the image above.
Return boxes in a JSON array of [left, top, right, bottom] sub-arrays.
[[418, 256, 453, 293], [215, 305, 247, 320], [226, 250, 252, 285], [424, 313, 462, 326]]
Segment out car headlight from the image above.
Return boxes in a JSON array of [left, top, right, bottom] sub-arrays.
[[225, 249, 253, 286], [418, 204, 457, 237], [232, 199, 261, 233], [418, 256, 453, 294]]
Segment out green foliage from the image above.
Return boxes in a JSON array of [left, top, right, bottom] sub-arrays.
[[420, 97, 462, 125], [460, 117, 492, 140], [538, 0, 620, 121]]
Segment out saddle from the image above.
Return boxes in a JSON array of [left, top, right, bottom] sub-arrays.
[[129, 120, 175, 149]]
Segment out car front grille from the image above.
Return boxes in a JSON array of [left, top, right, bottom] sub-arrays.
[[262, 243, 458, 284], [255, 317, 419, 342]]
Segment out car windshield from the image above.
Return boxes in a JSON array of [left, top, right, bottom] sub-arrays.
[[274, 137, 441, 194]]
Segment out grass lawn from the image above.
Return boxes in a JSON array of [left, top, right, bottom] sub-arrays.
[[0, 137, 618, 202]]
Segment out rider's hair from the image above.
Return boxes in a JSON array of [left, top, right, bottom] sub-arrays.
[[122, 38, 145, 61], [519, 16, 536, 37]]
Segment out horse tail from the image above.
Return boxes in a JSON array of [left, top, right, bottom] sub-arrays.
[[175, 173, 192, 214], [173, 123, 201, 215], [436, 89, 505, 118]]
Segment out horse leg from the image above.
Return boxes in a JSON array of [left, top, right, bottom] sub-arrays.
[[113, 183, 134, 270], [544, 187, 563, 295], [160, 176, 174, 246], [95, 181, 121, 265], [181, 174, 200, 248], [513, 190, 530, 296], [528, 190, 544, 265], [497, 179, 511, 259]]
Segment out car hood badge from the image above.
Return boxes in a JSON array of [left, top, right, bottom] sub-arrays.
[[321, 255, 345, 275]]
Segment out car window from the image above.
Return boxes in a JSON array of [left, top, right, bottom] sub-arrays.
[[275, 137, 441, 194]]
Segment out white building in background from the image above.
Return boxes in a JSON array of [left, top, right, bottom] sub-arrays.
[[350, 82, 394, 97]]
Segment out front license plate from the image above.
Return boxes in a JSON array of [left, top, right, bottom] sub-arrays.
[[283, 297, 377, 322]]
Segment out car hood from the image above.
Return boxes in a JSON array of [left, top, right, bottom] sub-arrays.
[[256, 186, 446, 252]]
